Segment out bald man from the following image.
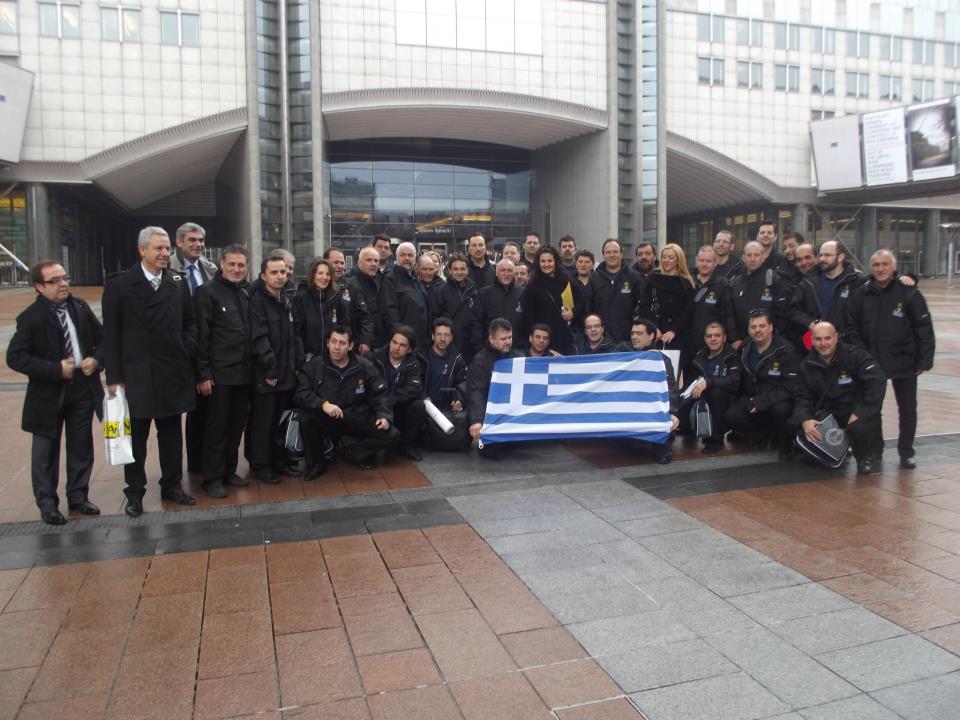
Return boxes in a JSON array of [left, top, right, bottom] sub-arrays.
[[382, 242, 430, 346], [845, 250, 935, 468], [722, 241, 791, 349]]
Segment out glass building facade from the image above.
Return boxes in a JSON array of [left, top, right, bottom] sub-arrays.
[[325, 139, 531, 256]]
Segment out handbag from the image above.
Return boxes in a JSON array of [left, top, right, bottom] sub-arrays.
[[276, 409, 304, 461], [794, 413, 850, 468], [103, 387, 135, 465], [690, 399, 713, 438]]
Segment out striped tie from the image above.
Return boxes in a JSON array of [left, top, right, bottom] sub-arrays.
[[151, 276, 161, 291], [55, 306, 74, 358]]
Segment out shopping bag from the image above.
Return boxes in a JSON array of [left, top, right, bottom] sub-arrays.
[[103, 387, 134, 465]]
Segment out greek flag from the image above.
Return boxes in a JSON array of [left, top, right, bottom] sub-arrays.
[[480, 351, 673, 445]]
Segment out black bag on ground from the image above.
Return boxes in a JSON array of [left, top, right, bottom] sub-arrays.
[[690, 399, 713, 439]]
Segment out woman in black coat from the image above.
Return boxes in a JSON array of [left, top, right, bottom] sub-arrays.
[[522, 246, 585, 356], [429, 253, 478, 360], [636, 243, 695, 363], [293, 259, 352, 358]]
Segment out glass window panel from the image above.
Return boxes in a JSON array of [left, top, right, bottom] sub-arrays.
[[160, 11, 178, 45], [60, 5, 79, 38], [373, 168, 414, 183], [375, 183, 415, 197], [846, 31, 858, 57], [825, 69, 834, 94], [824, 29, 835, 53], [812, 27, 822, 52], [752, 62, 762, 88], [454, 185, 491, 199], [751, 20, 762, 46], [712, 58, 723, 85], [454, 171, 491, 186], [122, 9, 140, 41], [859, 72, 869, 97], [38, 3, 57, 36], [775, 22, 785, 49], [789, 24, 798, 49], [736, 19, 748, 45], [775, 64, 786, 90], [788, 65, 799, 91], [415, 184, 454, 199], [713, 15, 724, 43], [698, 14, 710, 42], [697, 56, 710, 84], [181, 13, 199, 46], [0, 1, 16, 34], [737, 60, 749, 87], [414, 170, 453, 185], [811, 67, 822, 94], [101, 7, 119, 41]]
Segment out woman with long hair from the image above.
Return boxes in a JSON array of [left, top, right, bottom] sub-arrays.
[[522, 246, 585, 355], [294, 258, 352, 358], [635, 243, 695, 364]]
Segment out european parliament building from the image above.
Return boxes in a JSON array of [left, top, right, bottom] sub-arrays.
[[0, 0, 958, 283]]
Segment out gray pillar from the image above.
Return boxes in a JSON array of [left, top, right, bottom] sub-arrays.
[[25, 183, 54, 266], [860, 206, 878, 263], [923, 208, 940, 277], [792, 204, 809, 235]]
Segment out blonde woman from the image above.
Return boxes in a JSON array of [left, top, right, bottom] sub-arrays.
[[635, 243, 695, 363]]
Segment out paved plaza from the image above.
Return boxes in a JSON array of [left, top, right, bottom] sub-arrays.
[[0, 281, 959, 719]]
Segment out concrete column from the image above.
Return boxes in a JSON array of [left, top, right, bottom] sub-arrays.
[[860, 206, 878, 263], [792, 204, 808, 235], [25, 183, 54, 266], [923, 208, 940, 277]]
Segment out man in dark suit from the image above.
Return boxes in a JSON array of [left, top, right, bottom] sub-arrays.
[[7, 261, 104, 525], [102, 226, 198, 517]]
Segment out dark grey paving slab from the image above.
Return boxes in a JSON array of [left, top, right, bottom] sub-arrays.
[[770, 608, 908, 656], [727, 583, 855, 625], [630, 672, 790, 720], [539, 585, 662, 625], [797, 694, 902, 720], [597, 638, 738, 693], [816, 634, 960, 692], [870, 671, 960, 720], [707, 626, 859, 708], [567, 610, 697, 656]]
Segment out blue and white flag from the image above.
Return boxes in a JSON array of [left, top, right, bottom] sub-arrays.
[[480, 351, 673, 445]]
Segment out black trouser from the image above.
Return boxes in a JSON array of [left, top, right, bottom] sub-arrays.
[[725, 397, 794, 446], [31, 382, 95, 512], [250, 390, 291, 473], [202, 384, 251, 484], [125, 414, 183, 501], [394, 397, 426, 447], [890, 376, 918, 459], [679, 387, 734, 443], [301, 408, 399, 466], [185, 393, 207, 471], [838, 412, 884, 462]]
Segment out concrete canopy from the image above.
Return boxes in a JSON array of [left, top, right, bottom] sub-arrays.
[[321, 88, 608, 150], [666, 131, 815, 217]]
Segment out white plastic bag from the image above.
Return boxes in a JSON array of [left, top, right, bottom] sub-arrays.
[[103, 387, 135, 465]]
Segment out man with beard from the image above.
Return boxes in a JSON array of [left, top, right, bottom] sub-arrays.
[[467, 318, 523, 453], [589, 238, 645, 344], [791, 240, 865, 336], [371, 326, 426, 461], [558, 235, 577, 278], [466, 233, 496, 289], [713, 229, 743, 278], [632, 242, 657, 277], [520, 232, 541, 268], [422, 317, 470, 450]]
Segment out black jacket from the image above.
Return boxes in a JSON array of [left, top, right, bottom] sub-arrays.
[[382, 265, 431, 347], [688, 274, 725, 354], [338, 282, 374, 351], [589, 264, 645, 343], [738, 335, 800, 412], [471, 281, 525, 354], [573, 334, 617, 355], [636, 273, 695, 348], [688, 345, 741, 395], [429, 278, 478, 357], [370, 347, 425, 404], [7, 295, 105, 438], [293, 284, 351, 358], [790, 267, 865, 335], [293, 351, 393, 424], [102, 265, 197, 418], [791, 342, 887, 425], [468, 260, 496, 290], [522, 274, 585, 356], [347, 271, 386, 349], [421, 345, 468, 409], [844, 276, 935, 378], [467, 345, 523, 426], [194, 272, 252, 386], [249, 280, 304, 393], [714, 254, 744, 279], [723, 266, 792, 345]]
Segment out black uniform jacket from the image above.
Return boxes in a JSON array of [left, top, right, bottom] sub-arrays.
[[249, 280, 304, 393], [293, 351, 393, 424], [102, 264, 197, 419], [194, 272, 252, 386], [347, 272, 386, 349], [589, 264, 645, 343], [738, 335, 800, 412], [370, 347, 425, 404], [844, 275, 935, 378], [471, 281, 525, 354], [293, 284, 352, 358], [688, 345, 741, 395], [790, 266, 865, 335], [688, 273, 725, 353], [420, 344, 468, 408], [8, 294, 105, 437], [791, 342, 887, 426], [468, 260, 496, 290], [429, 278, 478, 356], [382, 266, 431, 347], [466, 345, 523, 426], [338, 282, 373, 351], [572, 334, 617, 355], [723, 266, 791, 345]]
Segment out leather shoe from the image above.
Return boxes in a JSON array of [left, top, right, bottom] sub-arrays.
[[41, 509, 67, 525], [226, 473, 250, 487], [204, 480, 228, 499], [160, 488, 197, 505], [401, 448, 423, 461], [304, 463, 327, 481], [356, 457, 376, 470], [124, 500, 143, 518], [900, 457, 917, 469], [255, 469, 280, 484], [68, 500, 100, 516], [656, 452, 673, 465], [857, 457, 878, 475]]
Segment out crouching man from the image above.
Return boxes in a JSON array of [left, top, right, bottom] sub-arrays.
[[294, 325, 399, 474]]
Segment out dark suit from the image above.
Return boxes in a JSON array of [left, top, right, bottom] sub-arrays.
[[102, 264, 197, 501], [7, 295, 104, 513]]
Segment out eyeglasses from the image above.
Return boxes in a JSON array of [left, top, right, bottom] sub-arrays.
[[43, 275, 70, 285], [747, 308, 769, 318]]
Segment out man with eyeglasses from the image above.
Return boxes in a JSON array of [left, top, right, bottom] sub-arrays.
[[790, 240, 865, 337], [712, 229, 743, 279], [8, 262, 104, 525]]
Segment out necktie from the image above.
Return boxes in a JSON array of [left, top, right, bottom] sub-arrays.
[[186, 264, 199, 295], [55, 306, 74, 357], [150, 275, 161, 291]]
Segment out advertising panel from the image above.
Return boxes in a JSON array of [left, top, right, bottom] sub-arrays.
[[862, 107, 909, 186], [0, 63, 35, 165], [810, 115, 864, 191], [906, 98, 957, 182]]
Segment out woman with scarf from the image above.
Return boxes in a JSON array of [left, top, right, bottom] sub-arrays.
[[294, 258, 352, 359], [522, 246, 585, 356]]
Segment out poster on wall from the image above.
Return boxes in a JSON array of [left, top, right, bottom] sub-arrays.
[[810, 115, 864, 190], [906, 98, 957, 182], [862, 108, 909, 186], [0, 63, 35, 165]]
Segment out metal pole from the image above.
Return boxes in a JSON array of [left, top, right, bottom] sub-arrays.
[[949, 239, 955, 288]]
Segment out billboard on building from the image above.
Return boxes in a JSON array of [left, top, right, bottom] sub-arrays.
[[0, 63, 34, 165], [810, 115, 864, 191], [906, 99, 957, 182], [862, 108, 909, 186]]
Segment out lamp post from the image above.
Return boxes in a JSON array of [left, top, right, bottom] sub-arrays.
[[940, 222, 960, 287]]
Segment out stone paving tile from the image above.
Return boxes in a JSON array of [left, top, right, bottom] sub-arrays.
[[366, 685, 461, 720], [415, 608, 517, 681], [795, 694, 901, 720], [630, 672, 790, 720], [870, 670, 960, 720], [524, 658, 623, 708], [281, 698, 371, 719], [355, 648, 441, 695], [449, 672, 553, 719], [554, 699, 647, 719], [516, 565, 635, 599], [727, 583, 856, 625], [499, 626, 589, 668], [597, 638, 739, 694], [770, 607, 908, 656], [567, 610, 697, 657], [816, 633, 960, 692]]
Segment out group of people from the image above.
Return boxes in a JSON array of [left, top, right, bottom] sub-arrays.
[[8, 220, 935, 525]]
